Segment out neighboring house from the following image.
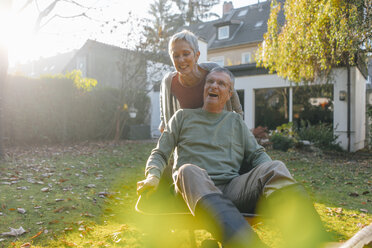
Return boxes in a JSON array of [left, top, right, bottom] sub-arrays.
[[11, 39, 147, 89], [10, 50, 77, 77], [63, 39, 147, 89], [185, 1, 368, 152], [9, 39, 163, 139]]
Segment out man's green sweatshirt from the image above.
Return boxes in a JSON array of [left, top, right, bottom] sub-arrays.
[[145, 109, 272, 185]]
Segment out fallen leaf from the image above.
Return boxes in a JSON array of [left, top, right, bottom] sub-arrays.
[[362, 191, 370, 195], [31, 230, 43, 239], [17, 208, 26, 214], [20, 243, 31, 248], [335, 208, 343, 214], [41, 187, 49, 192], [81, 212, 94, 217], [62, 240, 77, 247], [49, 220, 59, 224], [1, 227, 26, 236], [349, 192, 359, 197], [360, 209, 368, 213], [86, 184, 96, 188], [53, 207, 65, 213]]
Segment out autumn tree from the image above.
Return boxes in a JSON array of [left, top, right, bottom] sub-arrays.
[[256, 0, 371, 83], [256, 0, 371, 151]]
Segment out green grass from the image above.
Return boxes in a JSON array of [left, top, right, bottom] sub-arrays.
[[0, 141, 371, 247]]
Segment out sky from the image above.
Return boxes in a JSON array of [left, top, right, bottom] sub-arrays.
[[5, 0, 263, 67]]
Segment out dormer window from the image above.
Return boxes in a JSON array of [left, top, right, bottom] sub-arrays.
[[238, 9, 248, 17], [255, 21, 264, 28], [218, 26, 229, 40]]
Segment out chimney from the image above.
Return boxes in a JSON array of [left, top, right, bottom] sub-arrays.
[[223, 1, 233, 15]]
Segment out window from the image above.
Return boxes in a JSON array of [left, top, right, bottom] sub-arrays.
[[254, 21, 263, 28], [218, 26, 229, 40], [76, 56, 87, 77], [241, 52, 252, 64], [238, 9, 248, 17], [210, 56, 224, 66]]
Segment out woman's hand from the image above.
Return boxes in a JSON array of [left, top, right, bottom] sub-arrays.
[[136, 175, 160, 196]]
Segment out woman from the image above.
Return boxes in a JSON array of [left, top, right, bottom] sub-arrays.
[[159, 30, 243, 132]]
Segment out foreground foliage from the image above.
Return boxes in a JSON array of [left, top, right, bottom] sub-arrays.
[[0, 141, 371, 247]]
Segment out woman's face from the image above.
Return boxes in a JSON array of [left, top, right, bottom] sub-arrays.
[[170, 40, 200, 75]]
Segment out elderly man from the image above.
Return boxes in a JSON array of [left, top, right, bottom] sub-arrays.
[[137, 67, 328, 248]]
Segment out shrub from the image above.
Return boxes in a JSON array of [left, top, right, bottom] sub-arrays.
[[367, 106, 372, 147], [270, 133, 295, 151], [252, 126, 269, 145], [296, 120, 341, 151], [270, 123, 296, 151], [2, 75, 150, 145]]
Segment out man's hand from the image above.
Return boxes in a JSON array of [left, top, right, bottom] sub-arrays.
[[136, 176, 160, 196]]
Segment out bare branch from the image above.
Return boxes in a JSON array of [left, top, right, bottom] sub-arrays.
[[18, 0, 34, 13], [62, 0, 91, 9], [34, 0, 40, 12]]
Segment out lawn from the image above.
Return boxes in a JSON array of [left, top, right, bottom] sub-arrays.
[[0, 141, 371, 247]]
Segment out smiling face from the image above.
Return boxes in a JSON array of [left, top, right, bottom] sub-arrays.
[[203, 71, 233, 113], [170, 39, 200, 75]]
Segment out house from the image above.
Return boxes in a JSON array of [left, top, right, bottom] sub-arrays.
[[10, 50, 77, 77], [10, 39, 157, 139], [11, 39, 147, 89], [184, 1, 368, 151]]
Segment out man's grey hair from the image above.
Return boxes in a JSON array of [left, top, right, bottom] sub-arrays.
[[208, 67, 235, 89], [168, 30, 199, 56]]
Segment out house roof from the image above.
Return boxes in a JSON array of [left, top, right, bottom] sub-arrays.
[[186, 0, 285, 50], [10, 50, 77, 77]]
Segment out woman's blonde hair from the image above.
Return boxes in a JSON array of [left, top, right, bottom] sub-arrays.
[[168, 30, 199, 56]]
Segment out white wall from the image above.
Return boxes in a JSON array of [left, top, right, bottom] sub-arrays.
[[198, 38, 208, 63], [149, 91, 161, 138], [234, 73, 290, 129], [333, 67, 366, 151], [147, 61, 172, 138]]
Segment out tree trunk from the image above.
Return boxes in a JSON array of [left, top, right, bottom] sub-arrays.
[[114, 107, 121, 142], [0, 43, 9, 159], [0, 47, 7, 158], [0, 0, 12, 158]]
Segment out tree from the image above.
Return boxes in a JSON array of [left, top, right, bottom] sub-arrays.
[[256, 0, 371, 83], [143, 0, 184, 55], [256, 0, 371, 151], [102, 13, 171, 142], [0, 0, 12, 158], [172, 0, 220, 25]]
